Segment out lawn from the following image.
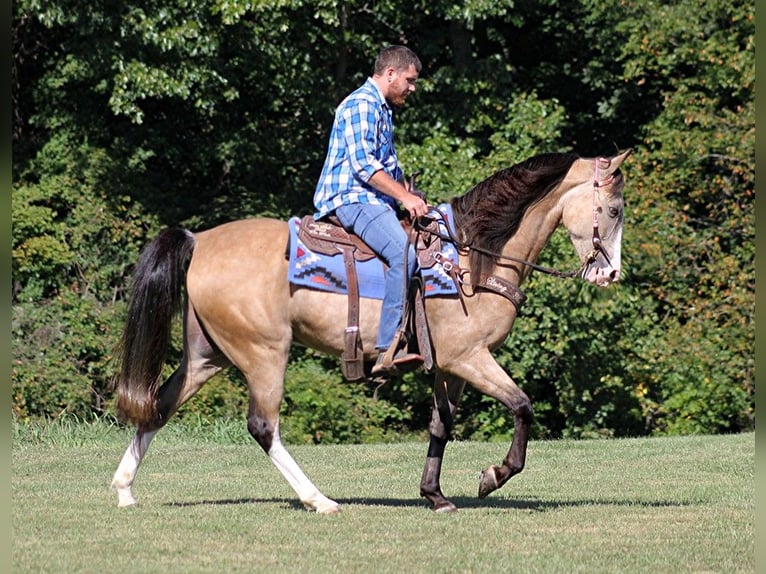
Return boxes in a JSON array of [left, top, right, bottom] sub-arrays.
[[12, 420, 754, 573]]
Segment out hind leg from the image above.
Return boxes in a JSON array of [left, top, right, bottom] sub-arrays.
[[242, 350, 339, 514], [261, 423, 340, 514], [112, 428, 156, 507], [111, 310, 229, 507]]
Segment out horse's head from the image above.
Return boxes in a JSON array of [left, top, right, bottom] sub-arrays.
[[562, 149, 631, 287]]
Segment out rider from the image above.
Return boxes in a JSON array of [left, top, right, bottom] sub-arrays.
[[313, 45, 428, 376]]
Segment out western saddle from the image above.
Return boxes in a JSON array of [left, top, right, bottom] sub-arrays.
[[297, 214, 442, 381]]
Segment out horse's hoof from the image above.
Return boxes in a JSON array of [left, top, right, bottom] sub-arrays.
[[117, 499, 138, 508], [112, 483, 138, 507], [421, 489, 457, 513], [433, 501, 458, 513], [478, 466, 500, 498], [309, 498, 341, 514]]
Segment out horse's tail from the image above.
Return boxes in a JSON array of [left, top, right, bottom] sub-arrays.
[[114, 228, 195, 428]]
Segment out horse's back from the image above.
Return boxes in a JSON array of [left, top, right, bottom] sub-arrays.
[[193, 217, 288, 256], [193, 214, 288, 271]]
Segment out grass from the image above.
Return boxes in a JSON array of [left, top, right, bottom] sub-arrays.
[[12, 418, 754, 573]]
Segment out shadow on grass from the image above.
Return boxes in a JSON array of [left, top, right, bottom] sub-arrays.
[[164, 495, 691, 512]]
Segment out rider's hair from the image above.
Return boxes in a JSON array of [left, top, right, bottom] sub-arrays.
[[374, 45, 422, 75]]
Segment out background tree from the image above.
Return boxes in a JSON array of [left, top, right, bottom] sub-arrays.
[[12, 0, 754, 439]]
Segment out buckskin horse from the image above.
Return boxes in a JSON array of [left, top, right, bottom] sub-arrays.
[[111, 149, 631, 513]]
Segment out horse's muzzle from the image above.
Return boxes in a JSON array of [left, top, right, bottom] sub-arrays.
[[584, 265, 620, 287]]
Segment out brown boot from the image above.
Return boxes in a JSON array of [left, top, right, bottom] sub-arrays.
[[371, 349, 424, 376]]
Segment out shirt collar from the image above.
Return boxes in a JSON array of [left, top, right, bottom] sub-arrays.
[[366, 77, 389, 110]]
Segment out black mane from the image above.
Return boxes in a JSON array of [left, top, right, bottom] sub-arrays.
[[451, 152, 580, 284]]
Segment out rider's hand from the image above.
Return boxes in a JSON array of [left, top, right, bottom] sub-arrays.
[[399, 193, 429, 220]]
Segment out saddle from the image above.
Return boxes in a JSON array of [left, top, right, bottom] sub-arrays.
[[298, 214, 441, 381]]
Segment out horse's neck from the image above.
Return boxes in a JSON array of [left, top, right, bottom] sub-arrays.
[[495, 184, 573, 285]]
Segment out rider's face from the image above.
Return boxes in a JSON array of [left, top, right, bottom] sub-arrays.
[[385, 65, 418, 107]]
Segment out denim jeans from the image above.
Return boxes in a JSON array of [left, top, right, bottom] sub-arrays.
[[335, 203, 417, 350]]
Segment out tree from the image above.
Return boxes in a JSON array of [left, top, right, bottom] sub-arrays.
[[612, 0, 755, 433], [12, 0, 754, 438]]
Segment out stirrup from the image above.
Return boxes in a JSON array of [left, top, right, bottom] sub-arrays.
[[371, 350, 424, 376], [371, 331, 424, 376]]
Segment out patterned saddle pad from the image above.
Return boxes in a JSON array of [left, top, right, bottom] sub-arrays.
[[287, 204, 460, 299]]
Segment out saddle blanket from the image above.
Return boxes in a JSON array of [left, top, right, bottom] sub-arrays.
[[287, 204, 459, 299]]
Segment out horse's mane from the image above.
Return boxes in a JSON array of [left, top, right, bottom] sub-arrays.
[[450, 152, 580, 285]]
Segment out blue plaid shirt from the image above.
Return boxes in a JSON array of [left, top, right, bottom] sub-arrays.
[[313, 78, 403, 219]]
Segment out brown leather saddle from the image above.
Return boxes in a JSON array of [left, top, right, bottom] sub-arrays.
[[298, 215, 443, 266], [297, 215, 441, 381]]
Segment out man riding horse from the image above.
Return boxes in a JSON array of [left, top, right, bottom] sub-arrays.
[[313, 45, 427, 376]]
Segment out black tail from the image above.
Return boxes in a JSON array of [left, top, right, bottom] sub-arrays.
[[114, 228, 195, 428]]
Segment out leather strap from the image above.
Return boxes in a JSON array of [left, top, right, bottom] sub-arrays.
[[412, 277, 433, 370], [342, 247, 360, 329], [340, 247, 364, 380], [433, 252, 527, 313], [477, 273, 527, 311]]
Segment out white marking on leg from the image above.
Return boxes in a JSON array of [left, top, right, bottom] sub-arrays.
[[111, 430, 156, 507], [268, 435, 339, 514]]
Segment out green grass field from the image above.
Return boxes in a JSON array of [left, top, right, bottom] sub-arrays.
[[13, 420, 754, 573]]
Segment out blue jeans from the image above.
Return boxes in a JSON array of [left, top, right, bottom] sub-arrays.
[[335, 203, 417, 350]]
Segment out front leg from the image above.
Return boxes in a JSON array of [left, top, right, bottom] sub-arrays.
[[455, 350, 532, 499], [476, 381, 532, 498], [477, 406, 531, 498], [438, 349, 533, 501], [420, 371, 465, 512]]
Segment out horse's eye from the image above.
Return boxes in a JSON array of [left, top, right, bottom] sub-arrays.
[[608, 207, 620, 218]]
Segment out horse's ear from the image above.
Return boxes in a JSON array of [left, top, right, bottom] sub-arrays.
[[606, 148, 632, 174]]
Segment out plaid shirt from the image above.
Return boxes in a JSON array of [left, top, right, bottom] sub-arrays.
[[313, 78, 403, 219]]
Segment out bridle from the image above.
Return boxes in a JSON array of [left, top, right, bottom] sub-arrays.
[[416, 157, 618, 281], [589, 157, 620, 269]]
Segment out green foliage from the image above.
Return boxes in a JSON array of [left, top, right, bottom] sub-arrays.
[[12, 133, 155, 421], [279, 353, 417, 445], [398, 91, 567, 202], [174, 372, 250, 423], [12, 0, 754, 440], [13, 133, 154, 299], [611, 0, 754, 435], [12, 290, 125, 419]]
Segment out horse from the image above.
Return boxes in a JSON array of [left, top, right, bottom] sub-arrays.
[[111, 149, 631, 513]]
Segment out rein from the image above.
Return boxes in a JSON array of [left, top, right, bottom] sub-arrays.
[[416, 157, 611, 281]]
